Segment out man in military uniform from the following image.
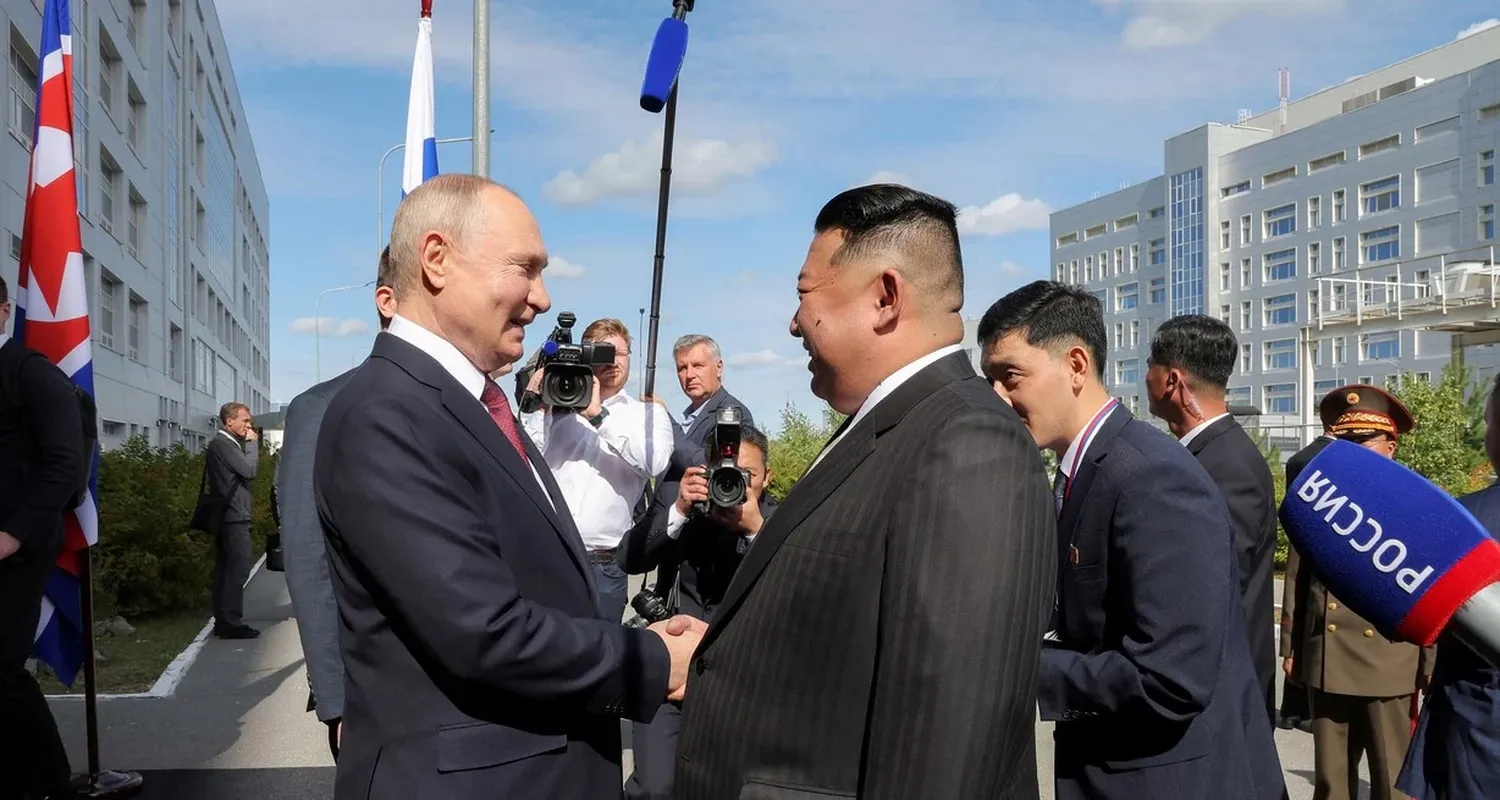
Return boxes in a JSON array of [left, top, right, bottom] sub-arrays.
[[1284, 384, 1435, 800]]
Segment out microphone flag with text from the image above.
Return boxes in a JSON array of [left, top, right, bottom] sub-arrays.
[[1281, 439, 1500, 664]]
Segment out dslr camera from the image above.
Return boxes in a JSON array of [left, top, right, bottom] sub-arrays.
[[629, 588, 673, 626], [693, 406, 751, 516], [517, 312, 615, 413]]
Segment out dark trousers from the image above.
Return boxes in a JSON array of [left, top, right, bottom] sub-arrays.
[[591, 560, 628, 623], [212, 520, 253, 628], [624, 701, 681, 800], [1282, 677, 1311, 719], [0, 539, 73, 800]]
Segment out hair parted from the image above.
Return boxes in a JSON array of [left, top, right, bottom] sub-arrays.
[[673, 334, 721, 360], [977, 280, 1108, 380], [582, 318, 631, 350], [219, 402, 249, 424]]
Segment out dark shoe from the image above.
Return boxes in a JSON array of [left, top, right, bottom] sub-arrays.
[[1276, 714, 1300, 730], [215, 625, 260, 640], [69, 770, 144, 798], [1295, 718, 1313, 733]]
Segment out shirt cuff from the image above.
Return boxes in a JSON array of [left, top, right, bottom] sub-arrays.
[[666, 504, 688, 540]]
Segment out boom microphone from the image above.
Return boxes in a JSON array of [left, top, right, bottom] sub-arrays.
[[1280, 439, 1500, 667], [639, 16, 689, 113]]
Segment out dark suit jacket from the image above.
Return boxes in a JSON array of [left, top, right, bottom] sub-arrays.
[[314, 333, 672, 800], [1040, 407, 1283, 800], [1398, 482, 1500, 800], [666, 387, 754, 481], [277, 369, 354, 723], [618, 493, 776, 623], [675, 351, 1057, 800], [206, 431, 258, 524], [0, 337, 84, 555], [1185, 415, 1278, 723]]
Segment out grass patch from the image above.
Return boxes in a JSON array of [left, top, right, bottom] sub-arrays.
[[38, 610, 209, 695]]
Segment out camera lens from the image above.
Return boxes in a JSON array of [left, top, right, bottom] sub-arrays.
[[709, 467, 747, 507]]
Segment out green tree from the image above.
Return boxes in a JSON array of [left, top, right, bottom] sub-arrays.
[[1390, 363, 1487, 497], [766, 402, 846, 501], [1245, 425, 1290, 570]]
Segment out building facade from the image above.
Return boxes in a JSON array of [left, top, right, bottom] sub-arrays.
[[1, 0, 269, 451], [1051, 26, 1500, 448]]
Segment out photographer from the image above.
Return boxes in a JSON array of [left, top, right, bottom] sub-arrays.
[[518, 318, 673, 623], [618, 419, 776, 800]]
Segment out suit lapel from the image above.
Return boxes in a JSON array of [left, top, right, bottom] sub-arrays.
[[520, 432, 595, 596], [686, 390, 726, 443], [1185, 415, 1235, 457], [374, 334, 592, 587], [705, 351, 974, 642], [1057, 406, 1130, 552]]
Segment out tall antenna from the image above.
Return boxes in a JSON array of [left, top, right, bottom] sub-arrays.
[[1278, 67, 1291, 134]]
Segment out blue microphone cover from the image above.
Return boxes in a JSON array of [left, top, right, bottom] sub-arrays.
[[1280, 439, 1500, 645], [640, 17, 688, 113]]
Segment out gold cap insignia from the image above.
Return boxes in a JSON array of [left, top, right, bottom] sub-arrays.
[[1346, 391, 1360, 404]]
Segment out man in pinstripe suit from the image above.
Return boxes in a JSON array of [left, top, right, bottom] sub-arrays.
[[674, 184, 1058, 799]]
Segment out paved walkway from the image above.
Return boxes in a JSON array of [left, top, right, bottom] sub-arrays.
[[48, 571, 1345, 798]]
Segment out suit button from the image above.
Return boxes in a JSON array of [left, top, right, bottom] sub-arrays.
[[694, 658, 709, 675], [1328, 602, 1338, 610], [1328, 623, 1338, 632], [1363, 629, 1374, 637]]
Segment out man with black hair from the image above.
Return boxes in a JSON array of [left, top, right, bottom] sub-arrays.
[[978, 281, 1282, 799], [619, 422, 776, 800], [1145, 314, 1278, 725], [675, 184, 1057, 799]]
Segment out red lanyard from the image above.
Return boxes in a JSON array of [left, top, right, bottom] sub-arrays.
[[1061, 399, 1118, 510]]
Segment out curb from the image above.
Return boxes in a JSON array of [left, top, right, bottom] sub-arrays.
[[49, 552, 269, 701]]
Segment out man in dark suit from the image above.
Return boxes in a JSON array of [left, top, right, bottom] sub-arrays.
[[314, 174, 700, 800], [664, 334, 753, 477], [0, 276, 85, 800], [1398, 373, 1500, 799], [206, 401, 262, 640], [277, 251, 397, 759], [620, 421, 776, 800], [979, 281, 1283, 799], [674, 184, 1057, 799], [1145, 314, 1279, 724]]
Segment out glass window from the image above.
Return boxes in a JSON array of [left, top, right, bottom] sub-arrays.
[[1361, 226, 1400, 264], [1263, 294, 1297, 327], [1263, 248, 1297, 282]]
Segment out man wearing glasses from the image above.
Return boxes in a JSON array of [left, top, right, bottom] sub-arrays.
[[521, 318, 674, 622]]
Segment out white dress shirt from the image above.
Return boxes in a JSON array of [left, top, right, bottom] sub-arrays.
[[520, 390, 674, 551], [1057, 399, 1119, 482], [0, 333, 10, 347], [1178, 411, 1231, 449], [386, 315, 553, 506]]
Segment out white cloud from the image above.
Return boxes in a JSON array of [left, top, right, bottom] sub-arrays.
[[860, 170, 913, 187], [548, 257, 587, 278], [542, 132, 777, 207], [288, 317, 372, 338], [956, 194, 1052, 237], [1456, 19, 1500, 40], [998, 261, 1030, 278], [1095, 0, 1346, 51], [727, 349, 784, 368]]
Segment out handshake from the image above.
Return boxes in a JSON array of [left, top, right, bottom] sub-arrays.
[[647, 615, 707, 702]]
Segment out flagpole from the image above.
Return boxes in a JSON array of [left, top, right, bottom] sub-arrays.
[[473, 0, 490, 177], [79, 548, 100, 775]]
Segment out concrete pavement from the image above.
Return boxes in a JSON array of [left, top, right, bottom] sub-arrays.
[[48, 569, 1350, 798]]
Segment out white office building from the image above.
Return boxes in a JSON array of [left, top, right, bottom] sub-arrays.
[[1051, 26, 1500, 448], [1, 0, 269, 451]]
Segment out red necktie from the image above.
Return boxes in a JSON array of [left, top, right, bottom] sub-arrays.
[[481, 380, 530, 465]]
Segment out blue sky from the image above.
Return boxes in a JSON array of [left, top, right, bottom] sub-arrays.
[[218, 0, 1498, 434]]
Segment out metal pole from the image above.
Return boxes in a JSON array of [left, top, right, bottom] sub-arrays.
[[473, 0, 490, 177], [638, 307, 647, 397], [377, 135, 482, 257], [80, 546, 100, 774], [642, 83, 679, 401], [315, 282, 376, 383]]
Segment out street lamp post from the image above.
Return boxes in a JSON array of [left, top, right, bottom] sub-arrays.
[[376, 134, 487, 254], [315, 281, 377, 383]]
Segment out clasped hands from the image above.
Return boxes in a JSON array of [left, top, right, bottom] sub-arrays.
[[648, 614, 707, 702]]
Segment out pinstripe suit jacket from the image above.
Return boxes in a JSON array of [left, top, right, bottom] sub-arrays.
[[674, 351, 1057, 800]]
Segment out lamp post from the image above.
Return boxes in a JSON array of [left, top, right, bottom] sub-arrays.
[[473, 0, 490, 178], [315, 281, 377, 383], [376, 134, 487, 254]]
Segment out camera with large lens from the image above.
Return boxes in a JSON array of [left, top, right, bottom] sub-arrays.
[[516, 312, 615, 413], [693, 406, 751, 517], [629, 589, 673, 626]]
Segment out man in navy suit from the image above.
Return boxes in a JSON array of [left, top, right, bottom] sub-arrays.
[[1397, 372, 1500, 800], [314, 174, 702, 800], [666, 334, 753, 473], [978, 281, 1284, 799]]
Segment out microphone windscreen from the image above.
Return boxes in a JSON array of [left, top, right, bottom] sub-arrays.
[[1281, 439, 1500, 645], [640, 17, 689, 113]]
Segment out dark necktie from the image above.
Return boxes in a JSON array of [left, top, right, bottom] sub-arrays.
[[1053, 469, 1069, 518], [481, 380, 530, 465]]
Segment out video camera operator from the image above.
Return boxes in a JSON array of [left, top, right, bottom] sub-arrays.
[[517, 316, 673, 624], [617, 412, 776, 800]]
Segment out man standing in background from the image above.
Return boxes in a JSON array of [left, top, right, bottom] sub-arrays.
[[665, 334, 754, 475], [1145, 314, 1279, 725], [207, 402, 262, 640]]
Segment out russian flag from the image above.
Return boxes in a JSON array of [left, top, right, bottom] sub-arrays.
[[402, 2, 438, 196], [15, 0, 98, 688]]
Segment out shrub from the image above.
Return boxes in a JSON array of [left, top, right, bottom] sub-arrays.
[[89, 436, 274, 620]]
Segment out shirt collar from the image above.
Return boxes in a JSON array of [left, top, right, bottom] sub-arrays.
[[843, 344, 966, 434], [387, 314, 489, 400], [1058, 399, 1119, 479], [1179, 412, 1232, 448], [0, 333, 9, 348]]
